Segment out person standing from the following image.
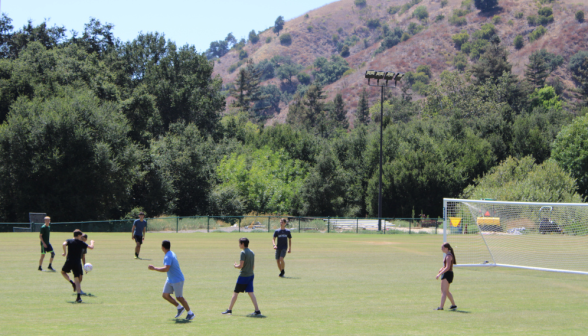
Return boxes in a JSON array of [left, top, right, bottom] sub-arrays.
[[222, 237, 261, 316], [61, 230, 94, 303], [39, 216, 55, 271], [148, 240, 195, 320], [435, 242, 457, 311], [272, 218, 292, 277], [79, 233, 89, 295], [131, 212, 147, 259]]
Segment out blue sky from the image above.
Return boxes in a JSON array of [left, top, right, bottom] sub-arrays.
[[3, 0, 337, 52]]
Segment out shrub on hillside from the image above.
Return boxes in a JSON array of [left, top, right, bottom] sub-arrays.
[[435, 14, 445, 22], [514, 35, 524, 49], [452, 30, 469, 48], [568, 51, 588, 77], [228, 63, 238, 73], [388, 6, 401, 15], [474, 0, 498, 13], [473, 23, 496, 40], [366, 18, 380, 29], [354, 0, 367, 8], [515, 12, 524, 19], [340, 45, 350, 57], [407, 22, 425, 35], [441, 0, 448, 8], [576, 10, 584, 23], [528, 25, 546, 42], [312, 55, 350, 86], [297, 72, 312, 85], [449, 9, 469, 26], [266, 36, 272, 43], [527, 15, 537, 25], [239, 49, 248, 60], [416, 65, 432, 78], [492, 15, 501, 24], [413, 6, 429, 20], [248, 30, 259, 44], [453, 52, 468, 71], [401, 32, 411, 42], [279, 33, 292, 46]]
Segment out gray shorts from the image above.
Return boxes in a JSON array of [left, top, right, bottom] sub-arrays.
[[275, 248, 287, 260], [163, 280, 184, 297]]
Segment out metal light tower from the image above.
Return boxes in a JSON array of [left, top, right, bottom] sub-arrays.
[[364, 70, 404, 231]]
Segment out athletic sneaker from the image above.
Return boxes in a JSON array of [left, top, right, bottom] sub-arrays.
[[134, 256, 139, 259], [48, 265, 55, 271], [75, 298, 83, 303], [450, 305, 457, 310], [185, 312, 195, 321], [434, 307, 443, 310], [175, 306, 185, 318], [38, 266, 42, 271], [279, 273, 284, 278], [70, 280, 76, 292], [221, 309, 232, 315], [248, 310, 262, 317]]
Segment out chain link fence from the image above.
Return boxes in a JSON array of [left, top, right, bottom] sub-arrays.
[[0, 216, 442, 234]]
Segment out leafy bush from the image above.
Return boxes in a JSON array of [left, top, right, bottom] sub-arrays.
[[538, 14, 554, 25], [577, 10, 585, 23], [449, 9, 469, 26], [441, 0, 448, 8], [538, 7, 553, 17], [413, 6, 429, 20], [228, 64, 238, 73], [279, 33, 292, 46], [435, 14, 445, 22], [248, 30, 259, 44], [239, 49, 248, 60], [340, 45, 350, 57], [527, 15, 537, 25], [354, 0, 367, 7], [254, 59, 275, 80], [514, 35, 524, 49], [332, 34, 339, 43], [388, 6, 401, 14], [528, 25, 546, 42], [297, 72, 312, 85], [401, 32, 411, 42], [266, 36, 272, 43], [515, 12, 524, 19], [453, 52, 468, 71], [568, 51, 588, 77], [416, 65, 432, 78], [366, 18, 380, 29], [307, 26, 313, 32], [474, 0, 498, 13], [492, 15, 501, 24], [312, 55, 350, 86], [452, 30, 469, 48], [407, 22, 424, 35]]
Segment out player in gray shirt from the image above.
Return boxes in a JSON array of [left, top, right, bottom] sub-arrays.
[[222, 237, 261, 317], [132, 212, 147, 259]]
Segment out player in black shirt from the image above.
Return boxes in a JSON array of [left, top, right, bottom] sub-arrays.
[[61, 230, 95, 303], [272, 218, 292, 277]]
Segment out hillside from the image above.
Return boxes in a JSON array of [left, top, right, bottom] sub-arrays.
[[212, 0, 588, 126]]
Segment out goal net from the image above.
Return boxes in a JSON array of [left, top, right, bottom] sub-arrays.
[[443, 198, 588, 275]]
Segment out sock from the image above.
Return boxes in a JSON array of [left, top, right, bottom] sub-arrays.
[[177, 305, 183, 310], [70, 280, 75, 284], [135, 253, 138, 257], [281, 269, 284, 274], [48, 263, 52, 267], [188, 310, 193, 314], [77, 293, 81, 300]]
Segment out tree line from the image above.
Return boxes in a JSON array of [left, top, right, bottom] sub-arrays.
[[0, 15, 587, 222]]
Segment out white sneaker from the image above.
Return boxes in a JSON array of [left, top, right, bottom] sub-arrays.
[[175, 306, 185, 318]]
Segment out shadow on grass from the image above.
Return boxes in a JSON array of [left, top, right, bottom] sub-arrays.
[[137, 258, 152, 261], [65, 300, 100, 304], [281, 276, 301, 279], [451, 310, 471, 314], [173, 319, 192, 324], [72, 293, 97, 297]]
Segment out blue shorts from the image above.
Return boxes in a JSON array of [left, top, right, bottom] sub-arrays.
[[275, 248, 287, 260], [234, 275, 254, 293]]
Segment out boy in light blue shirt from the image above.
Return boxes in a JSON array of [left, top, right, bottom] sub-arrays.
[[149, 240, 194, 320]]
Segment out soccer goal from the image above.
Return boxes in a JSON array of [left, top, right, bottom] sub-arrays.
[[443, 198, 588, 275]]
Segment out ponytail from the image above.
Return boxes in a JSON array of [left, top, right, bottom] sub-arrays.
[[443, 242, 457, 265]]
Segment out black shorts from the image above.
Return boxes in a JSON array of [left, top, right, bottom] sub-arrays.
[[62, 261, 83, 278], [441, 270, 454, 284], [134, 235, 143, 244], [41, 243, 54, 254]]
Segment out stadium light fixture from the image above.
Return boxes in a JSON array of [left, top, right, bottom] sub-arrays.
[[363, 69, 404, 231]]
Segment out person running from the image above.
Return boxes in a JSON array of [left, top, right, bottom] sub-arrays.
[[435, 242, 457, 311], [131, 212, 147, 259], [222, 237, 261, 316], [38, 216, 55, 271], [272, 218, 292, 277], [61, 230, 94, 303], [148, 240, 195, 321]]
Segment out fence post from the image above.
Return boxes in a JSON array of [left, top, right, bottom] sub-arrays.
[[436, 216, 440, 235], [207, 216, 210, 233], [268, 216, 270, 232], [327, 217, 330, 233], [409, 219, 411, 234], [384, 219, 386, 234], [298, 217, 301, 233], [356, 218, 359, 234], [239, 218, 241, 232], [176, 217, 179, 233]]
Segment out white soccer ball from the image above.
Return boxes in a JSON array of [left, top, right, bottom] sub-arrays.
[[84, 263, 93, 272]]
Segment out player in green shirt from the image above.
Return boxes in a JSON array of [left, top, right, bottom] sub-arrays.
[[39, 216, 55, 271], [222, 237, 261, 316]]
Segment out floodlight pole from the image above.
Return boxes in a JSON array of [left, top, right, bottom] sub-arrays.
[[378, 85, 384, 232]]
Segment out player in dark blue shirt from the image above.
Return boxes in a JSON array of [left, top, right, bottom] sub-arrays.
[[272, 218, 292, 277], [132, 212, 147, 259]]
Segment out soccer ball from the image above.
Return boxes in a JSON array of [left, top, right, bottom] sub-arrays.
[[84, 263, 93, 272]]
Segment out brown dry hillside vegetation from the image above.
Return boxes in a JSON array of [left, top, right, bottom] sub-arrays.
[[212, 0, 588, 126]]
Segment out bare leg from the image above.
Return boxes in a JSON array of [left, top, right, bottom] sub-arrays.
[[228, 292, 239, 310], [440, 279, 450, 308], [39, 254, 45, 267], [61, 271, 71, 282], [248, 292, 259, 311], [275, 259, 281, 271], [279, 258, 285, 271], [446, 284, 455, 306], [79, 274, 83, 285], [177, 297, 191, 312], [49, 255, 54, 266], [163, 293, 179, 307], [135, 241, 141, 256], [74, 277, 81, 294]]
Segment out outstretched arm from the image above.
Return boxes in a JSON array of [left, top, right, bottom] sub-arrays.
[[87, 240, 95, 250], [148, 265, 170, 272]]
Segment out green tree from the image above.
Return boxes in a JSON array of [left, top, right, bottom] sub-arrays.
[[276, 62, 301, 86], [248, 30, 259, 44], [356, 88, 370, 126], [513, 35, 524, 49], [412, 6, 429, 20], [274, 16, 285, 36], [552, 114, 588, 196], [525, 51, 549, 88], [474, 0, 499, 13], [312, 55, 350, 86], [577, 10, 585, 23], [231, 60, 265, 111], [286, 84, 326, 130], [331, 93, 349, 129], [470, 39, 512, 84], [279, 33, 292, 46], [462, 156, 582, 202]]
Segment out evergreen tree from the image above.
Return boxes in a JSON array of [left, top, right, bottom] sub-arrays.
[[470, 38, 512, 84], [332, 93, 349, 129], [230, 60, 265, 111], [356, 88, 370, 126], [274, 16, 285, 36], [525, 51, 549, 88], [474, 0, 499, 13]]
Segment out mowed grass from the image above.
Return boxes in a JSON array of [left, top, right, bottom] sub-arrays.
[[1, 232, 588, 335]]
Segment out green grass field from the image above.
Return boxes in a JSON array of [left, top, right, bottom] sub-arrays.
[[1, 232, 588, 335]]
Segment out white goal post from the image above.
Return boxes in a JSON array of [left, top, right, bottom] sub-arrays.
[[443, 198, 588, 275]]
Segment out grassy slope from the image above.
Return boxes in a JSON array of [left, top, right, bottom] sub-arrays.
[[213, 0, 588, 125], [1, 232, 588, 335]]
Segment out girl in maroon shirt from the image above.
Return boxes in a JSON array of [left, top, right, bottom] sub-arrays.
[[435, 242, 457, 310]]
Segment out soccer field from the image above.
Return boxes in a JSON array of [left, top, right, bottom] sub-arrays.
[[2, 232, 588, 335]]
